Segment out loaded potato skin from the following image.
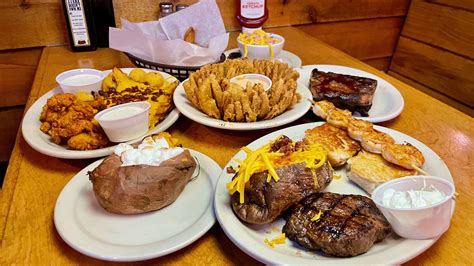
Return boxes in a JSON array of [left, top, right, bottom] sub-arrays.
[[89, 150, 196, 214]]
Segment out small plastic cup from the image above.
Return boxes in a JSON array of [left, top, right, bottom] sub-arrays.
[[230, 74, 272, 91], [372, 176, 455, 239], [95, 102, 151, 143], [56, 68, 105, 93], [237, 33, 285, 60]]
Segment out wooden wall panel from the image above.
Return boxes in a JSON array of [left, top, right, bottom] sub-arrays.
[[0, 1, 67, 50], [402, 0, 474, 58], [388, 70, 474, 116], [114, 0, 411, 31], [295, 17, 404, 60], [0, 0, 411, 50], [391, 37, 474, 107], [428, 0, 474, 12], [0, 48, 43, 107], [363, 57, 392, 72]]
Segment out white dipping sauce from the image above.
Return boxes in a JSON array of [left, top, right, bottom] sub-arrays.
[[382, 187, 446, 209], [61, 74, 101, 86], [114, 136, 184, 166], [100, 106, 144, 121], [232, 77, 268, 89]]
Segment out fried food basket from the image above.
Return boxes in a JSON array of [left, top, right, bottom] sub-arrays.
[[125, 53, 226, 81]]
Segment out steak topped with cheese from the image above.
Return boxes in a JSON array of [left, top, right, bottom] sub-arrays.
[[229, 136, 333, 224]]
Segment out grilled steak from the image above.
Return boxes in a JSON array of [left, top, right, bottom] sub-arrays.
[[283, 192, 391, 257], [310, 69, 377, 116], [231, 162, 333, 224]]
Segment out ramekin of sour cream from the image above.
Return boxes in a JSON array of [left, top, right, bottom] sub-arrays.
[[95, 101, 151, 142], [372, 176, 455, 239], [56, 68, 105, 93]]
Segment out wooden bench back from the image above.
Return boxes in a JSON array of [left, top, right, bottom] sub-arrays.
[[388, 0, 474, 116]]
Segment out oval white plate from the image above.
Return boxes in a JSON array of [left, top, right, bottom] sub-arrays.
[[297, 65, 404, 123], [173, 80, 312, 131], [54, 149, 221, 262], [22, 68, 179, 159], [225, 48, 302, 68], [214, 122, 454, 265]]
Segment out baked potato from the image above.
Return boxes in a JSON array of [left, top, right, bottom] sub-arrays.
[[89, 150, 197, 214]]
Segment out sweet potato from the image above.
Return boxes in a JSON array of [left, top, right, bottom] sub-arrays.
[[89, 150, 197, 214]]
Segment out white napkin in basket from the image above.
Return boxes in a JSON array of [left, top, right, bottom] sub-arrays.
[[109, 0, 229, 66]]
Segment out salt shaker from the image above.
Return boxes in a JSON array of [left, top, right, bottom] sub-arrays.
[[176, 4, 188, 11], [159, 2, 174, 18]]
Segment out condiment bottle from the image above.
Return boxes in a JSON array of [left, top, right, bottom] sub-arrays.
[[176, 3, 188, 11], [91, 0, 116, 48], [236, 0, 268, 33], [159, 2, 174, 18], [62, 0, 97, 52]]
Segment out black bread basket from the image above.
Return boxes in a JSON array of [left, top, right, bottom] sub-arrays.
[[125, 52, 226, 81]]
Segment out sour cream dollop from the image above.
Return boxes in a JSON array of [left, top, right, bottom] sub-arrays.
[[114, 136, 184, 166], [382, 186, 446, 209]]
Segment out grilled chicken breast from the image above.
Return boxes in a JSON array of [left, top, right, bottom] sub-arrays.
[[304, 123, 361, 167], [347, 151, 417, 194]]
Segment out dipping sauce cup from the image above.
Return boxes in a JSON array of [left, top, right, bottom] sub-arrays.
[[372, 176, 455, 239], [95, 102, 151, 143], [230, 74, 272, 91], [56, 68, 105, 93]]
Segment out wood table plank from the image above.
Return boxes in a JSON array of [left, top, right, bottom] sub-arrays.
[[1, 26, 473, 265]]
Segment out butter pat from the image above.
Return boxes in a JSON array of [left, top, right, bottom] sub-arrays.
[[114, 136, 184, 166]]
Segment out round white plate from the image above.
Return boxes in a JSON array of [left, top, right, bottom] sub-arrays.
[[22, 68, 180, 159], [225, 48, 302, 68], [54, 149, 221, 262], [214, 122, 454, 265], [297, 65, 404, 123], [173, 80, 312, 131]]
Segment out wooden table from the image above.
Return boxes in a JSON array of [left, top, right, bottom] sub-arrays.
[[1, 27, 473, 264]]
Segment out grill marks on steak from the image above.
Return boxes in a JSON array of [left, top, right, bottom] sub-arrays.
[[231, 162, 333, 224], [310, 69, 377, 116], [283, 192, 391, 257]]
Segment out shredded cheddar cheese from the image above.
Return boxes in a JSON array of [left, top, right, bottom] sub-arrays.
[[238, 30, 281, 60], [311, 210, 323, 222], [226, 136, 327, 204], [264, 233, 286, 248]]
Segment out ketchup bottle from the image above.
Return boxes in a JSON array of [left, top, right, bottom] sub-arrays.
[[236, 0, 268, 33]]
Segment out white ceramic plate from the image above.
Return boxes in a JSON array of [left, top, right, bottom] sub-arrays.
[[214, 122, 454, 265], [225, 48, 302, 68], [297, 65, 404, 123], [22, 68, 179, 159], [54, 149, 221, 262], [173, 80, 312, 131]]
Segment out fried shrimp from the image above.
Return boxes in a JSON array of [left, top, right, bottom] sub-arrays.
[[326, 108, 352, 129], [312, 100, 336, 120], [347, 118, 373, 141], [382, 143, 425, 171], [360, 130, 395, 154]]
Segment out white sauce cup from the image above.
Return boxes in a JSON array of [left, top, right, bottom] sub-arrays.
[[56, 68, 105, 94], [95, 101, 151, 143], [230, 74, 272, 91], [372, 176, 455, 239]]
